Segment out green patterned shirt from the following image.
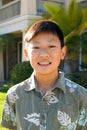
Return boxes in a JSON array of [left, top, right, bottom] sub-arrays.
[[1, 72, 87, 130]]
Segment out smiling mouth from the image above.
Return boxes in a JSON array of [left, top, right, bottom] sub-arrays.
[[38, 62, 51, 66]]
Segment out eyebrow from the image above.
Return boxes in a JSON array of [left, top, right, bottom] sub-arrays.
[[47, 39, 58, 42], [30, 38, 58, 44]]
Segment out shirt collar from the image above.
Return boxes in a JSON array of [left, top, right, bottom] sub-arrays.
[[24, 73, 37, 91], [53, 71, 66, 93], [24, 71, 66, 93]]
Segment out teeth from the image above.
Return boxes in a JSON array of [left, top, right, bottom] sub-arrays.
[[38, 62, 51, 65]]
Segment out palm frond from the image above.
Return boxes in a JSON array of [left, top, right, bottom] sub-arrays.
[[43, 0, 82, 39], [76, 9, 87, 34], [43, 3, 60, 16]]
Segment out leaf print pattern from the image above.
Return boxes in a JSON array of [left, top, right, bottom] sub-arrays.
[[65, 79, 78, 93], [8, 91, 19, 103], [24, 113, 40, 126], [40, 125, 46, 130], [4, 101, 10, 115], [24, 113, 46, 130], [78, 108, 87, 126], [67, 122, 76, 130], [44, 91, 58, 105], [58, 111, 71, 126], [3, 101, 16, 126], [57, 111, 77, 130]]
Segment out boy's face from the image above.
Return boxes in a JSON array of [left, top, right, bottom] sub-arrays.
[[24, 33, 66, 75]]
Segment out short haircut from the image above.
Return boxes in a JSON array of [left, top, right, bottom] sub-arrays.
[[24, 20, 64, 48]]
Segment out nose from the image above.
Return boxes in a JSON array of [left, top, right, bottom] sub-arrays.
[[39, 48, 49, 58]]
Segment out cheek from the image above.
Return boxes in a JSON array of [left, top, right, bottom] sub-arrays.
[[52, 52, 62, 66], [28, 51, 38, 67], [52, 50, 61, 59], [28, 50, 37, 59]]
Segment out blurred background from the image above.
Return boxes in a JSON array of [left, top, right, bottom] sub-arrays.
[[0, 0, 87, 88]]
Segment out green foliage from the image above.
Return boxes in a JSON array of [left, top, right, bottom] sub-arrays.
[[0, 87, 9, 93], [67, 72, 87, 89], [81, 32, 87, 64], [0, 92, 7, 130], [43, 0, 87, 69], [66, 35, 80, 59], [0, 34, 16, 50], [43, 0, 82, 37], [77, 9, 87, 34], [11, 61, 33, 85], [44, 3, 60, 16]]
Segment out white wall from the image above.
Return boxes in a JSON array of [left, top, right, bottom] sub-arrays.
[[21, 0, 36, 15], [0, 50, 4, 82], [22, 31, 26, 61], [0, 0, 2, 7]]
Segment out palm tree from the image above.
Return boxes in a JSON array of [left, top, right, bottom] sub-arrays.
[[76, 9, 87, 34], [43, 0, 82, 41], [42, 0, 87, 73]]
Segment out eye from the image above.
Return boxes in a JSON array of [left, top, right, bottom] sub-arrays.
[[33, 46, 39, 49], [49, 45, 56, 48]]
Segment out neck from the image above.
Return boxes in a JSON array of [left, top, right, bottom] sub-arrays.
[[34, 71, 59, 93]]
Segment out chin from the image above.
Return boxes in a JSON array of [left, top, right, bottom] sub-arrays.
[[38, 71, 56, 75]]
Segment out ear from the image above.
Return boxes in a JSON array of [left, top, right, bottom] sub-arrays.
[[61, 46, 67, 60], [24, 48, 30, 61]]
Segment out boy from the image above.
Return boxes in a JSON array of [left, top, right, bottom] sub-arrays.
[[1, 20, 87, 130]]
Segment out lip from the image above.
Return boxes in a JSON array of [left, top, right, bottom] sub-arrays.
[[38, 62, 51, 66]]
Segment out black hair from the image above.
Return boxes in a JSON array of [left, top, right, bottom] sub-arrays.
[[24, 20, 64, 48]]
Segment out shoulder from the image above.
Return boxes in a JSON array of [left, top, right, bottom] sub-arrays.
[[65, 78, 87, 104], [8, 78, 29, 93], [65, 78, 78, 90], [7, 78, 30, 103], [65, 78, 87, 93]]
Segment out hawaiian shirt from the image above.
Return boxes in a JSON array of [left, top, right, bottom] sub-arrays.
[[1, 71, 87, 130]]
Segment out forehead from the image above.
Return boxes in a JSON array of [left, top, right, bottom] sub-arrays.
[[30, 32, 60, 43]]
